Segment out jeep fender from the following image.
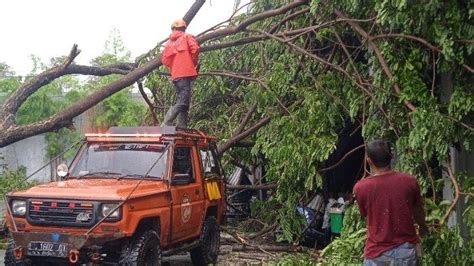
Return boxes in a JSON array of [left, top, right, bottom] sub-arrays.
[[122, 208, 170, 246]]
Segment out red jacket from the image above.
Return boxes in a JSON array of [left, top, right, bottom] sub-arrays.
[[161, 31, 200, 80]]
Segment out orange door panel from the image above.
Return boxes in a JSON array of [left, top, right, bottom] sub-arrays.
[[170, 146, 205, 242]]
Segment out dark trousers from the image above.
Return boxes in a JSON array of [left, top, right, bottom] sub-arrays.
[[163, 77, 193, 128]]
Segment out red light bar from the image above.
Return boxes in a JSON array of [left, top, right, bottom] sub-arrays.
[[85, 133, 162, 137]]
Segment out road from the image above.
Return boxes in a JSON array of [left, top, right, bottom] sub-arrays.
[[0, 249, 193, 265]]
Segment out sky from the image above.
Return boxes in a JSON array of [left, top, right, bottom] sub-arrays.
[[0, 0, 245, 75]]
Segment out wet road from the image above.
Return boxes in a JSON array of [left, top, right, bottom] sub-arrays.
[[0, 250, 194, 265]]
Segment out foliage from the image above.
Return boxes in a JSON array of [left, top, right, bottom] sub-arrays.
[[143, 0, 473, 245], [322, 202, 474, 265], [0, 1, 472, 262], [421, 227, 473, 266], [273, 253, 317, 266], [87, 29, 147, 129], [0, 167, 33, 195], [250, 199, 281, 225], [321, 205, 366, 264], [0, 62, 21, 100]]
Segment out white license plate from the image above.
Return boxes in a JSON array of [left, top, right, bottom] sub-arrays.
[[27, 241, 68, 257]]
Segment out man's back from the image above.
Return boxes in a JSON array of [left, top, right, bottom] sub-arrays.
[[354, 172, 422, 258]]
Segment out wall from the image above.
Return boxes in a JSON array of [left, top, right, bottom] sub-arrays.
[[0, 134, 51, 183]]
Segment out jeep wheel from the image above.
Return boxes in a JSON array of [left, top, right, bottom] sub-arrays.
[[119, 230, 161, 265], [190, 216, 220, 265], [5, 239, 30, 266]]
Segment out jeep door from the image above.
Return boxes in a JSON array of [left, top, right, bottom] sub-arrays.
[[169, 145, 205, 241]]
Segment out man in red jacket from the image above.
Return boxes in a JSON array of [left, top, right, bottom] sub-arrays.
[[161, 19, 200, 128], [353, 140, 428, 265]]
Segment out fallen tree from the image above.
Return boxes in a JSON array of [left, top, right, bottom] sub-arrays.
[[0, 1, 472, 264], [0, 0, 309, 147]]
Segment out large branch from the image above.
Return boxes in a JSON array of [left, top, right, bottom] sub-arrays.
[[0, 54, 134, 130], [0, 58, 161, 146], [217, 116, 271, 155], [0, 45, 80, 128]]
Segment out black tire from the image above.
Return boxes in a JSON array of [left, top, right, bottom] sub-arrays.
[[4, 239, 30, 266], [119, 230, 161, 266], [190, 216, 220, 266]]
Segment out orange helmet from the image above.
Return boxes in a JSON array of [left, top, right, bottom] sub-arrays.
[[171, 19, 187, 30]]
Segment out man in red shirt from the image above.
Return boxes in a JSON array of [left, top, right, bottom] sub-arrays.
[[161, 19, 200, 128], [353, 140, 428, 265]]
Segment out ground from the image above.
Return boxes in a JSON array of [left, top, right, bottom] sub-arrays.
[[0, 245, 301, 265]]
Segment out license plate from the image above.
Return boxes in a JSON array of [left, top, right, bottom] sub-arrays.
[[27, 241, 68, 257]]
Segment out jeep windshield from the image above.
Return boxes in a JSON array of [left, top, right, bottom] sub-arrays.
[[70, 143, 168, 179]]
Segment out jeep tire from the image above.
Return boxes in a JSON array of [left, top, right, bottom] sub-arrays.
[[190, 216, 220, 265], [120, 230, 161, 265]]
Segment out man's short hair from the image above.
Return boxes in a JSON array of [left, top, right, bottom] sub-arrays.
[[366, 139, 392, 168]]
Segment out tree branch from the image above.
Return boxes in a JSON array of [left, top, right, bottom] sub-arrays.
[[199, 0, 309, 44], [334, 10, 417, 112], [137, 81, 159, 126], [371, 33, 473, 74], [0, 45, 80, 127], [441, 164, 461, 225], [235, 102, 258, 135], [319, 144, 365, 172], [217, 116, 271, 155]]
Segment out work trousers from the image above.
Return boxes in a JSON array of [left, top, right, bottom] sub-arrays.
[[163, 77, 193, 128], [364, 242, 418, 266]]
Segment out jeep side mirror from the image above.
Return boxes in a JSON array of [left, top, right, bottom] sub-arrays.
[[57, 163, 69, 178], [171, 173, 192, 185]]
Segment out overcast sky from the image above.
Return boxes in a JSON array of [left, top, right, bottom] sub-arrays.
[[0, 0, 245, 75]]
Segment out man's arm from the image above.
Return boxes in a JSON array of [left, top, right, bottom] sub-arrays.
[[160, 47, 171, 67], [187, 35, 200, 66]]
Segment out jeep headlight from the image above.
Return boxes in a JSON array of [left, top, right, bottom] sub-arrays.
[[101, 203, 120, 218], [12, 200, 26, 216]]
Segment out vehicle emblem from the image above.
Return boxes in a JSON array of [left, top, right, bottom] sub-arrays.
[[76, 212, 91, 222], [51, 233, 60, 242], [181, 193, 192, 224]]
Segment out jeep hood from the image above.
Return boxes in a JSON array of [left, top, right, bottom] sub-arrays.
[[10, 179, 168, 201]]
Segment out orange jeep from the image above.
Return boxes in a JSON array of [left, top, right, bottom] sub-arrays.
[[5, 127, 225, 265]]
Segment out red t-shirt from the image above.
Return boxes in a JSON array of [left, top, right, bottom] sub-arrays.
[[353, 172, 422, 258]]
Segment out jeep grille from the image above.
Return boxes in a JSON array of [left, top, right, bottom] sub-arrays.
[[28, 200, 96, 227]]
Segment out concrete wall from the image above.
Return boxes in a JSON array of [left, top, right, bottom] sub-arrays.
[[0, 134, 51, 183]]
